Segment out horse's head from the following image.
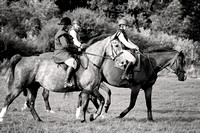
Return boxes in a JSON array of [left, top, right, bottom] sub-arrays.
[[169, 51, 187, 81], [105, 39, 124, 63], [85, 36, 124, 68]]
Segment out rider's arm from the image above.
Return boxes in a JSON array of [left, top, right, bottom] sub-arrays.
[[59, 36, 69, 48], [118, 32, 139, 50], [69, 30, 81, 47]]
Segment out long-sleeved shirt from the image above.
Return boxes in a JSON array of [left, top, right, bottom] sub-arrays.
[[69, 28, 81, 48], [116, 30, 139, 50]]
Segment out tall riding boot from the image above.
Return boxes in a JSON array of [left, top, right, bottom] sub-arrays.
[[64, 66, 74, 88], [133, 53, 140, 71], [121, 62, 132, 80]]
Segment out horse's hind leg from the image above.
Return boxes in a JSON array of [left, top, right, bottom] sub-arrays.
[[26, 83, 42, 121], [0, 88, 23, 122], [143, 86, 153, 121], [41, 87, 55, 113]]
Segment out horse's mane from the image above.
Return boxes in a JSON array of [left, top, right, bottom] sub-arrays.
[[82, 34, 112, 50], [143, 46, 175, 53]]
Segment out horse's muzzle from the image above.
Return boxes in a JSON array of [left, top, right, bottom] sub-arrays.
[[178, 72, 187, 81]]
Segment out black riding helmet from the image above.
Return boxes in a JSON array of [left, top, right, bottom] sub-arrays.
[[58, 17, 71, 25]]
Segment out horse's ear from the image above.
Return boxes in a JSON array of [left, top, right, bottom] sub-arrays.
[[179, 50, 184, 55], [179, 50, 185, 58]]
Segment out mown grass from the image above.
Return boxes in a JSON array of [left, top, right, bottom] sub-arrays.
[[0, 76, 200, 133]]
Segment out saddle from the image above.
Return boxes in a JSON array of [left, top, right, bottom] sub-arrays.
[[52, 56, 79, 88]]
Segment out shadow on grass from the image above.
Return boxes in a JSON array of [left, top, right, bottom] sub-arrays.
[[112, 116, 200, 123], [153, 109, 200, 114]]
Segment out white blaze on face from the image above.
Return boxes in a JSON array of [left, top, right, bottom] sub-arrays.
[[76, 107, 81, 119]]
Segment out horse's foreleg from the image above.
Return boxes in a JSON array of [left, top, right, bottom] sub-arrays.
[[0, 89, 22, 122], [144, 86, 153, 121], [89, 95, 99, 109], [89, 89, 105, 121], [27, 85, 42, 121], [76, 93, 82, 119], [41, 87, 55, 113], [76, 90, 90, 122], [118, 85, 140, 118], [100, 82, 111, 113]]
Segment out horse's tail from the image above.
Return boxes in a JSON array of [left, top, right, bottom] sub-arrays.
[[5, 54, 22, 88]]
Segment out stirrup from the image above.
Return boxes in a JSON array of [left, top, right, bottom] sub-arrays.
[[64, 81, 73, 88], [121, 74, 129, 80]]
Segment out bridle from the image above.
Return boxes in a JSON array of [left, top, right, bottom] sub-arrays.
[[140, 51, 185, 76]]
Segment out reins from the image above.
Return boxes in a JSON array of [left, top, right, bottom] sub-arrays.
[[138, 50, 180, 75]]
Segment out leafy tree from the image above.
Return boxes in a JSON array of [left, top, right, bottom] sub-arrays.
[[151, 0, 184, 36], [179, 0, 200, 41]]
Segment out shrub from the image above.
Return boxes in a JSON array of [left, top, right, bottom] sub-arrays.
[[0, 32, 38, 60], [65, 8, 117, 42], [29, 17, 59, 53]]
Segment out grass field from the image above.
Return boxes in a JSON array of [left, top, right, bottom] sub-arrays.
[[0, 76, 200, 133]]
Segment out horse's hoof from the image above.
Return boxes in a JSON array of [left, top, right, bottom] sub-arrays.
[[36, 118, 43, 122], [100, 114, 105, 119], [116, 116, 122, 119], [148, 118, 154, 122], [47, 110, 55, 113], [104, 107, 109, 113], [21, 107, 29, 111], [90, 114, 95, 121], [80, 119, 86, 123]]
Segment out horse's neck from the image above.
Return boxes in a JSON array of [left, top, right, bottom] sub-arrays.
[[85, 37, 109, 67], [147, 51, 177, 71]]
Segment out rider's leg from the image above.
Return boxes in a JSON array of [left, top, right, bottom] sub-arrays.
[[64, 58, 77, 88], [121, 50, 136, 80]]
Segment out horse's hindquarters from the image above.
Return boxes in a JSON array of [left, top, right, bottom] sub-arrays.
[[35, 60, 67, 91]]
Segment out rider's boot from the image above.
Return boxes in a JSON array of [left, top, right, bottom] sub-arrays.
[[133, 53, 140, 71], [64, 66, 74, 88]]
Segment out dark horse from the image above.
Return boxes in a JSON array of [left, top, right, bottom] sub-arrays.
[[88, 48, 187, 121], [23, 48, 187, 121], [0, 36, 124, 122]]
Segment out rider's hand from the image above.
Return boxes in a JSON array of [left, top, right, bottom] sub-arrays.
[[78, 47, 82, 52], [133, 46, 139, 51]]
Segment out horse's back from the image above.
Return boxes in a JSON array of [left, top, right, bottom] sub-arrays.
[[39, 52, 53, 59]]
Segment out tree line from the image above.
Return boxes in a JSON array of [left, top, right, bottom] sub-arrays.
[[0, 0, 200, 61]]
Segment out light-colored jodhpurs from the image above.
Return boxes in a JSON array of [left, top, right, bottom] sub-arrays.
[[64, 58, 77, 69], [122, 50, 136, 64]]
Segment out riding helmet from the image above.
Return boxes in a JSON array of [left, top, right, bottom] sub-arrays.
[[58, 17, 71, 25], [118, 19, 129, 26]]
